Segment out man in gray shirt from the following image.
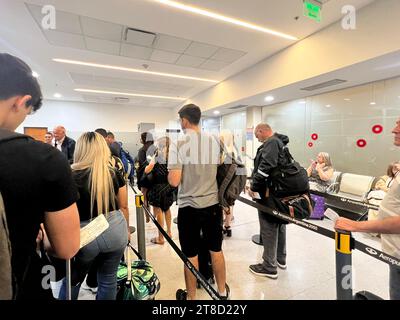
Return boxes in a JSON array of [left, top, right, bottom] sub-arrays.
[[168, 104, 229, 300]]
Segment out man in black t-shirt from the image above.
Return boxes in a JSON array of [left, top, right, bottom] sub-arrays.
[[0, 53, 80, 299]]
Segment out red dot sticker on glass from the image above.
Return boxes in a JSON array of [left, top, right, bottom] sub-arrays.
[[308, 142, 313, 147], [356, 139, 367, 148], [372, 125, 383, 134], [311, 133, 318, 140]]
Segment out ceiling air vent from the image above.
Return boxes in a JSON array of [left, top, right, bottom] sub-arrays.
[[114, 97, 130, 103], [300, 79, 347, 91], [229, 104, 248, 110], [124, 27, 157, 47]]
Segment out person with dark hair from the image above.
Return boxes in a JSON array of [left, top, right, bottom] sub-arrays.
[[136, 132, 157, 220], [106, 131, 122, 158], [94, 128, 107, 138], [44, 131, 53, 145], [0, 53, 80, 299], [168, 104, 229, 300], [53, 125, 76, 164]]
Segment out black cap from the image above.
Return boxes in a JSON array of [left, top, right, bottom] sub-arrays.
[[0, 53, 43, 112]]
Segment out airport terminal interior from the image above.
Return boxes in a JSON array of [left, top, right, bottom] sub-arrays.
[[1, 0, 400, 301]]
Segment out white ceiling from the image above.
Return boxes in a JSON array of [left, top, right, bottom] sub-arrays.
[[0, 0, 374, 108]]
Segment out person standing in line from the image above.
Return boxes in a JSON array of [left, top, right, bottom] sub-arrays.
[[59, 132, 129, 300], [168, 104, 230, 300], [53, 125, 76, 164], [248, 124, 290, 279], [0, 53, 80, 299], [335, 118, 400, 300]]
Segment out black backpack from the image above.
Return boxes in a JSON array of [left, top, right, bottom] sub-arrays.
[[217, 149, 247, 208], [268, 145, 310, 198]]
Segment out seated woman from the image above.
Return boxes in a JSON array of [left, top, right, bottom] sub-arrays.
[[374, 161, 400, 192], [145, 137, 177, 244], [306, 152, 334, 192], [59, 132, 129, 300]]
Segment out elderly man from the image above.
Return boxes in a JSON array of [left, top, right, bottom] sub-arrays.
[[53, 126, 76, 163], [335, 118, 400, 300]]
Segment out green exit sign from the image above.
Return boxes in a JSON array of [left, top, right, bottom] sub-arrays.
[[303, 0, 321, 22]]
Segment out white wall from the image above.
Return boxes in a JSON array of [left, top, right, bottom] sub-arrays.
[[187, 0, 400, 110], [17, 99, 178, 133]]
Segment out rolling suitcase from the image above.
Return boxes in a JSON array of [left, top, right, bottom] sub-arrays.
[[309, 194, 325, 220]]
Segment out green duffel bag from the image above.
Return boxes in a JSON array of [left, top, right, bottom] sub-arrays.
[[116, 244, 160, 300]]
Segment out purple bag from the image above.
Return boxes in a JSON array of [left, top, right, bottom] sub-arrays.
[[310, 194, 325, 220]]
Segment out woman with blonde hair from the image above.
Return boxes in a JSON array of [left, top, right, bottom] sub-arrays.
[[307, 152, 334, 192], [220, 130, 240, 237], [59, 132, 129, 300]]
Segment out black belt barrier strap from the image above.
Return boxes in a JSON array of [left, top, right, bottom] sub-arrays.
[[354, 239, 400, 268], [310, 190, 380, 211], [130, 183, 221, 300], [236, 194, 400, 269], [236, 195, 335, 239]]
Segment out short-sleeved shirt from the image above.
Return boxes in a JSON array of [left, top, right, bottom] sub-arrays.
[[168, 132, 219, 209], [72, 168, 126, 221], [378, 173, 400, 259], [0, 137, 78, 294]]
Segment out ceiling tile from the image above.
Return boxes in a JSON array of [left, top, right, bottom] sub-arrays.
[[80, 16, 123, 42], [153, 34, 191, 53], [125, 28, 156, 47], [210, 48, 246, 63], [26, 4, 82, 35], [42, 30, 86, 49], [199, 59, 231, 71], [150, 50, 180, 64], [120, 43, 153, 60], [184, 42, 219, 58], [85, 37, 120, 55], [176, 55, 206, 68]]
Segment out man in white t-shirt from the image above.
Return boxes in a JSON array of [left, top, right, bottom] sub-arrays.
[[335, 118, 400, 300]]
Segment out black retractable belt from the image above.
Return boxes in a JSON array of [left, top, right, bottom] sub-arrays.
[[310, 189, 380, 211], [129, 183, 222, 300]]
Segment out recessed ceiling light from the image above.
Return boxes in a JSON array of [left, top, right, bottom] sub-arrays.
[[344, 98, 351, 101], [74, 88, 187, 101], [53, 93, 62, 98], [370, 102, 376, 105], [264, 96, 274, 102], [32, 71, 39, 78], [299, 101, 306, 104], [53, 58, 218, 83], [154, 0, 298, 41], [325, 104, 331, 108], [213, 110, 220, 115]]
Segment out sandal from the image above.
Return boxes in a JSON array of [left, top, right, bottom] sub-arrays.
[[150, 237, 164, 245]]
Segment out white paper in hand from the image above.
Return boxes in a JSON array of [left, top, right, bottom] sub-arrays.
[[324, 208, 340, 223], [80, 214, 109, 248]]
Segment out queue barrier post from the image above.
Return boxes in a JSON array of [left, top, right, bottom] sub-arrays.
[[135, 191, 146, 261], [335, 230, 354, 300]]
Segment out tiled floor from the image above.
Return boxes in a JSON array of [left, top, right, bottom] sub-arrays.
[[76, 189, 390, 300]]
